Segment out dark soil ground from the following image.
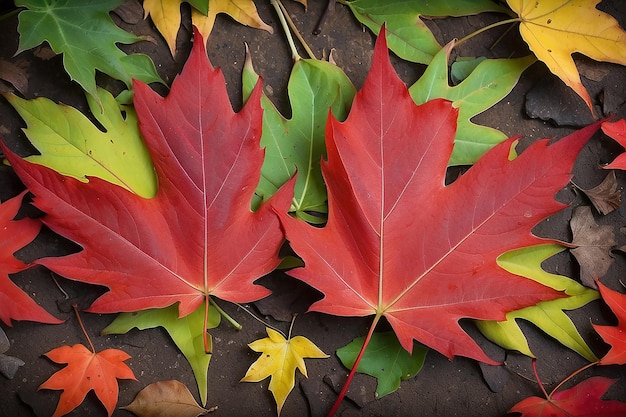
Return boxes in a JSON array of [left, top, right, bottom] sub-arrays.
[[1, 1, 626, 416]]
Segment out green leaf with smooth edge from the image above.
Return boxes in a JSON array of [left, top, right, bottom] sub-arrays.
[[15, 0, 164, 103], [102, 301, 220, 406], [243, 55, 356, 222], [409, 43, 535, 166], [343, 0, 508, 64], [5, 88, 157, 198], [477, 244, 599, 362], [336, 332, 428, 397]]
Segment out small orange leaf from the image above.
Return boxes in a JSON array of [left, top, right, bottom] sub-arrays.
[[39, 344, 136, 417]]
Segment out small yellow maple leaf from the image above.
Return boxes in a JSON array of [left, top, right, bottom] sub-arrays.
[[241, 327, 328, 415], [507, 0, 626, 114], [143, 0, 272, 57]]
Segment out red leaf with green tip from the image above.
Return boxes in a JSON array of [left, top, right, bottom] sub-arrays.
[[510, 376, 626, 417], [276, 26, 598, 364], [0, 191, 61, 325], [1, 28, 292, 317]]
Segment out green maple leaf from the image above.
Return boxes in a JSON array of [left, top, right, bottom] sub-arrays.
[[102, 301, 221, 406], [243, 54, 356, 223], [343, 0, 508, 64], [15, 0, 164, 103], [336, 332, 428, 397], [477, 244, 599, 362], [5, 87, 157, 198], [409, 43, 535, 166]]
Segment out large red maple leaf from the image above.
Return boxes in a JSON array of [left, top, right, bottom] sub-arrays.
[[1, 28, 291, 317], [0, 191, 61, 325], [277, 27, 599, 364], [509, 376, 626, 417], [593, 281, 626, 365], [40, 344, 136, 417]]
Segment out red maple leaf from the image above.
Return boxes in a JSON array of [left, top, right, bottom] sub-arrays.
[[593, 281, 626, 365], [276, 26, 599, 364], [0, 191, 61, 325], [39, 343, 136, 417], [1, 28, 291, 317], [509, 376, 626, 417], [601, 118, 626, 169]]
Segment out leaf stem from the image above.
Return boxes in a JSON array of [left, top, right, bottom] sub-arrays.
[[204, 297, 212, 354], [0, 8, 22, 23], [530, 358, 550, 399], [232, 301, 286, 338], [271, 0, 318, 60], [455, 18, 520, 49], [326, 314, 382, 417], [72, 304, 95, 354], [548, 361, 599, 397], [209, 297, 242, 330]]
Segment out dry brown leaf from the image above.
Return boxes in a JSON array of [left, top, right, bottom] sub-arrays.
[[574, 171, 621, 215], [570, 205, 617, 288], [122, 380, 216, 417], [0, 60, 28, 95]]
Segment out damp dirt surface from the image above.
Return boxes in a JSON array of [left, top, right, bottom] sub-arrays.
[[1, 1, 626, 416]]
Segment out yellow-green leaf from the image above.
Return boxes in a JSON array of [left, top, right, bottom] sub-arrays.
[[477, 244, 599, 361], [5, 88, 157, 198], [241, 328, 328, 415], [507, 0, 626, 114]]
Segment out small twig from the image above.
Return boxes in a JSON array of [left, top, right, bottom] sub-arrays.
[[73, 304, 95, 353], [313, 0, 336, 36], [50, 273, 69, 300]]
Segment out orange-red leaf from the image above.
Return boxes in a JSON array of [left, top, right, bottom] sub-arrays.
[[0, 191, 61, 325], [1, 28, 292, 317], [277, 26, 597, 363], [602, 119, 626, 169], [593, 281, 626, 365], [39, 344, 136, 417], [509, 376, 626, 417]]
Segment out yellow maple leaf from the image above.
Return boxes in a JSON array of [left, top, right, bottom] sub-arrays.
[[507, 0, 626, 115], [143, 0, 272, 56], [241, 327, 328, 415]]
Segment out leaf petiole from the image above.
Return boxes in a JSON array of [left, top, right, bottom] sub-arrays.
[[454, 18, 521, 48], [72, 304, 95, 354], [209, 297, 242, 330], [327, 313, 383, 417], [270, 0, 318, 60]]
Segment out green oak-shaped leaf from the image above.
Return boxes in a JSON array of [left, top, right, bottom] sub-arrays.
[[243, 54, 356, 223], [336, 332, 428, 397], [409, 43, 535, 166], [5, 88, 157, 198], [15, 0, 164, 103], [102, 301, 220, 406], [343, 0, 508, 64], [477, 244, 599, 362]]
